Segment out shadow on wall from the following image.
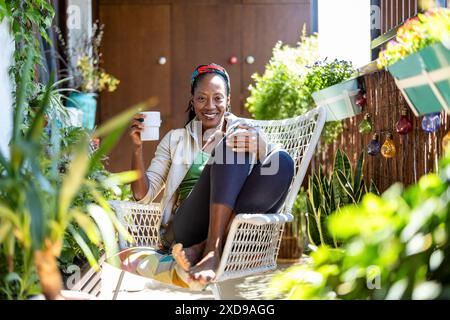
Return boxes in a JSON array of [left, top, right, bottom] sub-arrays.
[[0, 19, 14, 157]]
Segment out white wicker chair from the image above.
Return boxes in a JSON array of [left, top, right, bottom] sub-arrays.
[[107, 106, 326, 299]]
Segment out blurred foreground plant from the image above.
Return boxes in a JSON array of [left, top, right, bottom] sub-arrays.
[[0, 51, 150, 300], [269, 149, 450, 300]]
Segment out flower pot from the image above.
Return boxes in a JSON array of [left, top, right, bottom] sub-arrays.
[[388, 42, 450, 116], [312, 78, 362, 121], [277, 222, 304, 263], [66, 92, 98, 130]]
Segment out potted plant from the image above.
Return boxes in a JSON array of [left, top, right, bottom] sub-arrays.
[[305, 149, 378, 248], [377, 7, 450, 116], [308, 59, 362, 122], [58, 21, 119, 130], [245, 27, 357, 146], [0, 53, 140, 300]]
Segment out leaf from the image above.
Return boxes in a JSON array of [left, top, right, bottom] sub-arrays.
[[0, 221, 12, 243], [0, 150, 11, 176], [332, 171, 346, 206], [58, 139, 90, 222], [87, 204, 120, 267], [67, 224, 99, 271], [92, 103, 147, 139], [334, 149, 344, 175], [353, 151, 364, 193], [342, 150, 352, 181], [101, 170, 139, 189], [85, 184, 133, 244], [13, 48, 33, 143], [0, 202, 20, 226], [336, 170, 356, 203], [88, 128, 125, 172], [72, 211, 101, 246], [370, 180, 380, 195], [25, 182, 45, 250]]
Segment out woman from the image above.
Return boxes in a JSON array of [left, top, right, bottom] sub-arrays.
[[129, 63, 294, 285]]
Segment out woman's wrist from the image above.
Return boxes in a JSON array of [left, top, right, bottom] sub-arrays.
[[132, 145, 143, 154]]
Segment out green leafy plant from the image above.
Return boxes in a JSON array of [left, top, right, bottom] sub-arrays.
[[0, 51, 144, 300], [0, 0, 55, 96], [245, 27, 355, 146], [270, 149, 450, 300], [377, 7, 450, 69], [245, 27, 319, 121], [306, 149, 379, 248], [56, 21, 119, 93]]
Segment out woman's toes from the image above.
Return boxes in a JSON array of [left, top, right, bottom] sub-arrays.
[[172, 243, 191, 272]]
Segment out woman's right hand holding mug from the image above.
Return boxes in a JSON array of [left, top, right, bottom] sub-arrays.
[[129, 113, 145, 148]]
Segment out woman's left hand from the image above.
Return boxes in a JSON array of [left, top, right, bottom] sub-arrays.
[[226, 125, 267, 160]]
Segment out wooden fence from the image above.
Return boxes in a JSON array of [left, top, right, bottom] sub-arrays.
[[312, 70, 450, 193]]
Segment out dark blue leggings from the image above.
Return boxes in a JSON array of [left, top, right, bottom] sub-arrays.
[[172, 140, 295, 247]]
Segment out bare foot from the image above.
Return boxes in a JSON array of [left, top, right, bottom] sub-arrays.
[[171, 241, 205, 272], [189, 250, 221, 285]]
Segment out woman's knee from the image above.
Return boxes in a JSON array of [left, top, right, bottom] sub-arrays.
[[261, 150, 294, 182], [211, 139, 251, 166]]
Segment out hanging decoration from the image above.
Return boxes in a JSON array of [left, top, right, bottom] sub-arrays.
[[355, 91, 367, 108], [421, 112, 441, 133], [359, 113, 373, 134], [381, 132, 396, 158], [368, 132, 381, 156], [395, 108, 413, 135], [443, 130, 450, 151]]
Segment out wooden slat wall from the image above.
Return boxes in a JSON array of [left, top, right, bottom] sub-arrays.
[[380, 0, 418, 34], [312, 70, 449, 193]]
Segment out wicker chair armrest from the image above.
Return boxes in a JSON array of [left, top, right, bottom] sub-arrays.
[[233, 212, 293, 225], [108, 200, 161, 212]]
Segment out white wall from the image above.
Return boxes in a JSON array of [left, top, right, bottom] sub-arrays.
[[0, 19, 14, 158], [318, 0, 371, 69]]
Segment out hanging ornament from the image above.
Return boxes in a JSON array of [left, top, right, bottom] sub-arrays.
[[367, 133, 381, 156], [442, 130, 450, 151], [395, 108, 413, 135], [355, 91, 367, 108], [359, 113, 373, 134], [421, 112, 441, 133], [381, 132, 396, 158]]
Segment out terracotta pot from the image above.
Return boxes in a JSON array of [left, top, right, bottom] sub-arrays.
[[277, 222, 304, 263]]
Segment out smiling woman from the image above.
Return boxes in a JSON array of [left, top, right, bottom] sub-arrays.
[[127, 63, 295, 288]]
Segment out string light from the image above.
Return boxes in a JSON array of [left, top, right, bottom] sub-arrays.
[[381, 132, 396, 158], [359, 113, 373, 134], [368, 132, 381, 156], [422, 112, 441, 133], [396, 108, 413, 135]]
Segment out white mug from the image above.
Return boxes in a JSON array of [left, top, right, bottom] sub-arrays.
[[140, 111, 161, 141]]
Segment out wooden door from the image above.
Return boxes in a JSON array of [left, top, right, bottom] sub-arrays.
[[171, 3, 242, 124], [99, 2, 171, 173], [241, 1, 311, 117]]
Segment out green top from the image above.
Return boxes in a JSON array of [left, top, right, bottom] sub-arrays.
[[178, 151, 210, 203]]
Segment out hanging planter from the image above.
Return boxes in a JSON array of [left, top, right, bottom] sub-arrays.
[[388, 42, 450, 116], [312, 78, 362, 121]]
